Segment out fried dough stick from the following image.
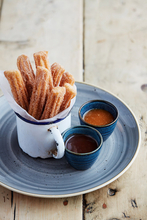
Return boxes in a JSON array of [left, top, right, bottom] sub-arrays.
[[33, 51, 50, 70], [60, 83, 76, 112], [17, 54, 35, 99], [28, 66, 50, 120], [51, 63, 65, 87], [60, 72, 75, 86], [47, 68, 54, 92], [4, 70, 29, 111], [41, 86, 66, 119]]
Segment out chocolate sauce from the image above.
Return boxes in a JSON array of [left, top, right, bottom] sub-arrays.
[[65, 134, 98, 153]]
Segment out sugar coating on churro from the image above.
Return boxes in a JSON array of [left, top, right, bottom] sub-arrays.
[[28, 66, 50, 120], [51, 63, 65, 87], [60, 83, 77, 112], [60, 72, 75, 87], [41, 86, 66, 119], [4, 70, 29, 111], [48, 68, 54, 92], [4, 51, 76, 120], [17, 54, 35, 99], [33, 51, 50, 70]]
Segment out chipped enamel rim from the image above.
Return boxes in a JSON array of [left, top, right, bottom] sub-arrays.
[[0, 81, 141, 198], [15, 110, 72, 125]]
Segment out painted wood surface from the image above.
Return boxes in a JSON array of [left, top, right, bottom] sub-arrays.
[[0, 0, 83, 80], [0, 0, 83, 219], [84, 0, 147, 219]]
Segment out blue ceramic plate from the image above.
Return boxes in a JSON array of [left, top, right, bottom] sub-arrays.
[[0, 82, 141, 198]]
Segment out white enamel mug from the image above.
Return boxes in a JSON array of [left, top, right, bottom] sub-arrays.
[[15, 113, 71, 159]]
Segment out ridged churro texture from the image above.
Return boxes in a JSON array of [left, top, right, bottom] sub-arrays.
[[48, 68, 54, 92], [4, 51, 76, 120], [51, 63, 65, 87], [41, 87, 66, 119], [4, 70, 29, 111], [60, 72, 75, 86], [33, 51, 50, 70], [28, 66, 50, 120], [17, 55, 35, 99], [60, 83, 77, 112]]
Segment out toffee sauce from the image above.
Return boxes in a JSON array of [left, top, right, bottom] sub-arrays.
[[65, 134, 98, 153], [84, 109, 114, 126]]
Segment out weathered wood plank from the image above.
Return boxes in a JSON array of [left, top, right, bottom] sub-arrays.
[[0, 189, 82, 220], [0, 0, 83, 81], [15, 194, 82, 220], [0, 0, 83, 219], [84, 0, 147, 219]]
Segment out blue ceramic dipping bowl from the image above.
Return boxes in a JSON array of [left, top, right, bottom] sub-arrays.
[[78, 100, 119, 141], [62, 125, 103, 170]]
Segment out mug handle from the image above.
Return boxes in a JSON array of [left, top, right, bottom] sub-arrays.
[[48, 126, 65, 159]]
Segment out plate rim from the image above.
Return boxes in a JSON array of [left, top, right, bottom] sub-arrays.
[[0, 81, 141, 198]]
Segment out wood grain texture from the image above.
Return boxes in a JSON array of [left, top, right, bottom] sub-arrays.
[[0, 0, 83, 219], [0, 186, 82, 220], [84, 0, 147, 219], [0, 0, 83, 81]]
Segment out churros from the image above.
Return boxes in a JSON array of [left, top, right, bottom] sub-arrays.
[[51, 63, 65, 87], [41, 87, 66, 119], [28, 66, 50, 120], [4, 70, 29, 111], [4, 51, 76, 120], [60, 72, 75, 86], [17, 54, 35, 99], [33, 51, 50, 70], [60, 83, 76, 112]]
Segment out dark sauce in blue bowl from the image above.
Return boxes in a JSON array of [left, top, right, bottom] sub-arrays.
[[65, 134, 98, 153]]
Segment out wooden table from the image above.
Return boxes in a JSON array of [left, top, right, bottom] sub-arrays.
[[0, 0, 147, 219]]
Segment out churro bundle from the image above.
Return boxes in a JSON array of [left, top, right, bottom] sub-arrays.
[[4, 51, 77, 120]]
